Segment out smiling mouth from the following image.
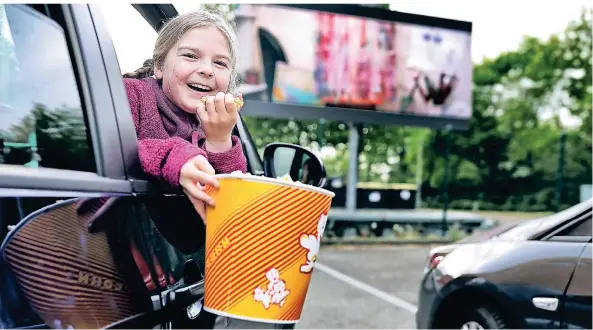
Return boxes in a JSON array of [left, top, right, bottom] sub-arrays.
[[187, 83, 213, 93]]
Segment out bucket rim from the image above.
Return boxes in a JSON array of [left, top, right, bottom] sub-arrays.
[[214, 173, 335, 197], [202, 306, 298, 324]]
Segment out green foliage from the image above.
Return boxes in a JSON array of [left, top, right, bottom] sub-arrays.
[[200, 4, 238, 26], [237, 6, 592, 212], [4, 104, 94, 172]]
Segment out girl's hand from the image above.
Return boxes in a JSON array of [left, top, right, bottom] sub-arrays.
[[179, 154, 218, 223], [197, 92, 243, 153]]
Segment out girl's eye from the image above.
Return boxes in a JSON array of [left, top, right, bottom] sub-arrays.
[[182, 53, 198, 59], [215, 61, 228, 68]]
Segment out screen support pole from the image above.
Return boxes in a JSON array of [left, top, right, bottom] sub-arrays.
[[346, 122, 361, 212], [415, 133, 424, 209], [441, 124, 452, 236]]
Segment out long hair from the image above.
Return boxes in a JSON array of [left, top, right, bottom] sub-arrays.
[[123, 8, 240, 93]]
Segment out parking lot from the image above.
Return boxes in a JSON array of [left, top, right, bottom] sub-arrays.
[[297, 245, 434, 329]]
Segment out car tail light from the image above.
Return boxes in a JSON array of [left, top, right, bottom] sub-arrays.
[[429, 254, 445, 270], [424, 249, 453, 273]]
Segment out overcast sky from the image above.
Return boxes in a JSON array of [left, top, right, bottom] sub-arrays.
[[98, 0, 589, 129], [387, 0, 591, 63], [100, 0, 591, 74]]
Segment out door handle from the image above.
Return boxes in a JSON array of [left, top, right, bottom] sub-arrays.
[[532, 297, 559, 311]]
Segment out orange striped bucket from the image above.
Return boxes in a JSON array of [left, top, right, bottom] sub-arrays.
[[203, 173, 335, 324]]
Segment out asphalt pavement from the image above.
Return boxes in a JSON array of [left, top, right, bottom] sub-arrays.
[[297, 245, 434, 329]]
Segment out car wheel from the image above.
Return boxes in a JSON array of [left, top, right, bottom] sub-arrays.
[[452, 305, 509, 329]]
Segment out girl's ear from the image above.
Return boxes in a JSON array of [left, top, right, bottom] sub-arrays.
[[154, 64, 163, 79]]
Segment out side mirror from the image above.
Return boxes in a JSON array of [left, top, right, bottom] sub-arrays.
[[262, 142, 327, 188]]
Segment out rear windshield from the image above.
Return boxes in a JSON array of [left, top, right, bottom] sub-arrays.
[[495, 218, 549, 241]]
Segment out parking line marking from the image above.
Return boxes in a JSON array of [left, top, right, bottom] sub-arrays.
[[315, 262, 418, 314]]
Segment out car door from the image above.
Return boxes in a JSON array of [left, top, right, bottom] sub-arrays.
[[537, 211, 592, 329], [562, 242, 592, 329], [555, 217, 592, 329], [87, 3, 273, 328], [0, 3, 270, 329], [0, 4, 142, 329]]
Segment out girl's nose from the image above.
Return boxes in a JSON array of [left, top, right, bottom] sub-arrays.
[[197, 62, 214, 78]]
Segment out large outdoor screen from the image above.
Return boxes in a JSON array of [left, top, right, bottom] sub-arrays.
[[239, 4, 473, 127]]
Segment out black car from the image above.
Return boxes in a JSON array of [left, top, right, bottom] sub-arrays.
[[416, 199, 592, 329], [0, 3, 324, 329]]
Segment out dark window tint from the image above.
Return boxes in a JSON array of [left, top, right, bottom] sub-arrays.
[[0, 4, 95, 172], [0, 197, 48, 328], [561, 216, 592, 237]]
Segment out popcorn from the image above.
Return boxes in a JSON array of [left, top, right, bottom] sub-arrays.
[[229, 172, 307, 186], [235, 97, 244, 110], [200, 95, 244, 110], [277, 174, 294, 182]]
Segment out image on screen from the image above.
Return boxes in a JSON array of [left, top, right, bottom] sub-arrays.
[[240, 5, 472, 120]]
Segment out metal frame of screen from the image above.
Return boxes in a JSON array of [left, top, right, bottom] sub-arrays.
[[240, 4, 473, 130]]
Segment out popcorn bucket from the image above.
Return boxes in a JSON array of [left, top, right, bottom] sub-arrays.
[[203, 173, 335, 324]]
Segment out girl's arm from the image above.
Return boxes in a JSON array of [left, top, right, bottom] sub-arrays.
[[197, 133, 247, 174], [124, 78, 207, 187], [125, 78, 247, 186]]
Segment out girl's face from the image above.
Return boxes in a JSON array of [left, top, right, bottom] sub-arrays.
[[155, 25, 232, 114]]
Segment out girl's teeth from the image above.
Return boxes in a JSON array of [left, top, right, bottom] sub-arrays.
[[190, 83, 211, 91]]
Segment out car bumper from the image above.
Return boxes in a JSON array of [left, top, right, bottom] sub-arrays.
[[415, 270, 441, 329]]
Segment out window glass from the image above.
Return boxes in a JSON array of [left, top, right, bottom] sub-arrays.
[[559, 217, 592, 237], [0, 4, 95, 172], [99, 2, 157, 74]]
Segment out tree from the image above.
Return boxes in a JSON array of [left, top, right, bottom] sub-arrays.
[[239, 6, 592, 211], [4, 104, 95, 172], [421, 7, 592, 210]]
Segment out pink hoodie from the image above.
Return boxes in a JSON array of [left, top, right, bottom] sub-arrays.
[[124, 77, 247, 187]]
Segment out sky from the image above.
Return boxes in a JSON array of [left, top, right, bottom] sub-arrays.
[[100, 0, 591, 74], [387, 0, 591, 63], [98, 0, 589, 130], [384, 0, 590, 128]]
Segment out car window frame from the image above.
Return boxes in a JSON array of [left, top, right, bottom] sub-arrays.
[[236, 115, 264, 175], [526, 200, 593, 241], [88, 4, 142, 181], [94, 3, 264, 194], [0, 4, 131, 194], [542, 211, 593, 243]]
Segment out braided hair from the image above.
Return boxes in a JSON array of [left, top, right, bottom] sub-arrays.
[[122, 59, 155, 79]]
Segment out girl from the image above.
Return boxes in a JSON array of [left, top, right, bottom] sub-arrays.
[[123, 9, 247, 221]]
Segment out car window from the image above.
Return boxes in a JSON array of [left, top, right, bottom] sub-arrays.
[[99, 3, 261, 177], [0, 4, 95, 172], [496, 201, 592, 241], [495, 217, 548, 241], [99, 2, 157, 74], [558, 216, 592, 237]]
